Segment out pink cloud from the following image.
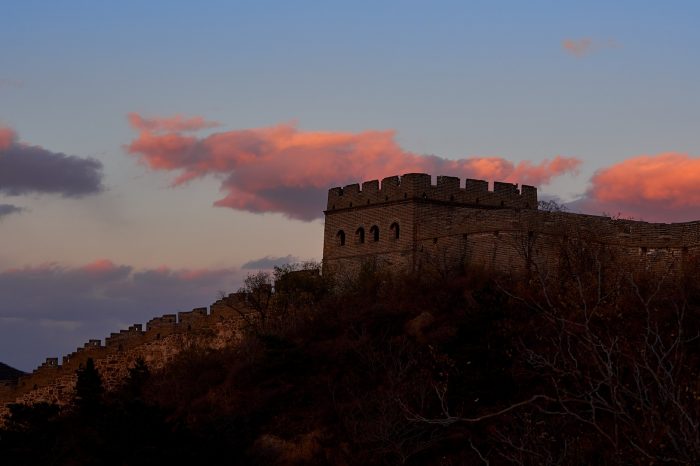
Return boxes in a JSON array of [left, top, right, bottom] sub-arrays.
[[81, 259, 121, 274], [562, 38, 618, 58], [126, 114, 581, 220], [0, 125, 16, 150], [576, 153, 700, 222], [127, 113, 220, 133], [562, 38, 593, 57]]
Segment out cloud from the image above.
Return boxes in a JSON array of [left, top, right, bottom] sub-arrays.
[[126, 114, 581, 220], [0, 125, 104, 197], [0, 260, 242, 371], [0, 78, 24, 89], [562, 38, 618, 58], [562, 38, 593, 57], [573, 152, 700, 222], [127, 112, 220, 133], [0, 204, 23, 218], [0, 126, 14, 150], [242, 254, 299, 269]]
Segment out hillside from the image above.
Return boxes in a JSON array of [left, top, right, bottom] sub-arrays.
[[1, 254, 700, 465], [0, 363, 24, 382]]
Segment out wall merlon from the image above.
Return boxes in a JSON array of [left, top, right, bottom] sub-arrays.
[[326, 173, 538, 211], [83, 339, 102, 349], [344, 183, 360, 195], [520, 185, 537, 207], [465, 179, 488, 193], [105, 324, 145, 348], [178, 307, 208, 324], [493, 181, 518, 195], [400, 173, 432, 192], [437, 176, 460, 192], [361, 180, 379, 194], [38, 357, 59, 370], [146, 314, 177, 331]]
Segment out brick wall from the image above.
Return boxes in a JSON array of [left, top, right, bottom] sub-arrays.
[[0, 295, 251, 423], [324, 173, 700, 277]]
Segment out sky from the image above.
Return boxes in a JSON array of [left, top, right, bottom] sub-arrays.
[[1, 0, 700, 371]]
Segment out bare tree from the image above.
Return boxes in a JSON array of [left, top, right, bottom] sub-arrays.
[[404, 230, 700, 464]]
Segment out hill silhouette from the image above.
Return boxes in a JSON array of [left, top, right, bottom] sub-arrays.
[[0, 363, 24, 382], [1, 254, 700, 465]]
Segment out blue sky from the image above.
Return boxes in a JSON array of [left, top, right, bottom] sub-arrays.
[[1, 0, 699, 370]]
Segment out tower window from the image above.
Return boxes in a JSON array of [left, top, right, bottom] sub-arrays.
[[370, 225, 379, 242], [390, 222, 400, 239], [337, 230, 346, 246], [356, 227, 365, 244]]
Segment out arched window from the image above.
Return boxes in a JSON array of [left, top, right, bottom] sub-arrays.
[[337, 230, 346, 246], [390, 222, 400, 239], [356, 227, 365, 244], [370, 225, 379, 242]]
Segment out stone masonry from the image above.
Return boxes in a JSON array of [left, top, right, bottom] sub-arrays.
[[0, 293, 253, 422], [323, 173, 700, 278]]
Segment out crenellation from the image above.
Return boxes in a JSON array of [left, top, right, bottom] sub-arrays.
[[323, 173, 700, 279], [178, 307, 208, 323], [400, 173, 432, 194], [361, 179, 379, 195], [40, 358, 59, 369], [493, 181, 518, 195], [520, 185, 537, 207], [436, 175, 460, 194], [326, 173, 536, 212], [177, 307, 209, 329], [378, 175, 401, 202], [344, 183, 360, 195], [105, 324, 144, 348], [464, 178, 488, 193], [1, 293, 255, 421], [146, 314, 177, 331]]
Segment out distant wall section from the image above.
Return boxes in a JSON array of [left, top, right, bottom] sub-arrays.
[[0, 294, 254, 422]]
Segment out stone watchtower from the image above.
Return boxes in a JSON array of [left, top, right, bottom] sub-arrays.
[[322, 173, 537, 276]]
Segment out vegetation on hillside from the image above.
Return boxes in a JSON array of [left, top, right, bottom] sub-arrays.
[[1, 250, 699, 465]]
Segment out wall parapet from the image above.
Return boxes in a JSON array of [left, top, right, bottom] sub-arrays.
[[326, 173, 537, 211], [0, 293, 263, 411]]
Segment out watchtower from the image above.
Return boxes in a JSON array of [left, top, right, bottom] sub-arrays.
[[322, 173, 537, 276]]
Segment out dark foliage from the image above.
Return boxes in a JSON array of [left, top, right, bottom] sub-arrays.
[[1, 254, 699, 465], [74, 357, 104, 415]]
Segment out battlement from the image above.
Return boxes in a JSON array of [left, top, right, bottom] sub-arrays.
[[40, 358, 59, 369], [1, 294, 268, 404], [0, 296, 262, 413], [105, 324, 144, 348], [326, 173, 537, 212], [323, 172, 700, 282], [178, 307, 208, 324], [146, 314, 177, 331]]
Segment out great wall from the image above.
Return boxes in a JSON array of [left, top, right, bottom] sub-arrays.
[[0, 293, 253, 421], [3, 172, 700, 419], [323, 173, 700, 277]]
